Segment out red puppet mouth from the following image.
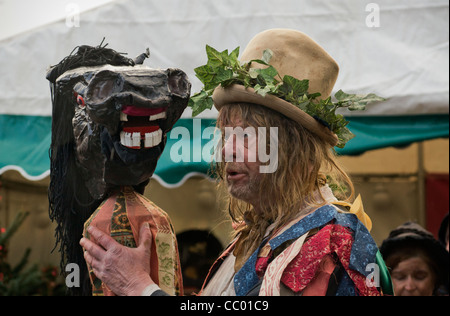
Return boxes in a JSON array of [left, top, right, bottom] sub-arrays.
[[119, 105, 166, 149]]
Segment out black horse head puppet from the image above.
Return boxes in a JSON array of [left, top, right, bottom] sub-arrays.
[[46, 42, 191, 295]]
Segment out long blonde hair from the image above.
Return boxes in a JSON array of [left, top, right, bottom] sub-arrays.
[[215, 103, 354, 270]]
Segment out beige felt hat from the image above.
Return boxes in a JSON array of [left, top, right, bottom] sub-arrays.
[[213, 29, 340, 146]]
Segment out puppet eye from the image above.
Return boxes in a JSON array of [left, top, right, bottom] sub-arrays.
[[77, 95, 86, 107]]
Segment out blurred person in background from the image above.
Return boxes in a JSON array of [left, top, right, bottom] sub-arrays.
[[380, 222, 449, 296], [438, 213, 449, 252]]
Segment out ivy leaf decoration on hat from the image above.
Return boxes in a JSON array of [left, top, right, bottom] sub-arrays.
[[189, 45, 385, 148]]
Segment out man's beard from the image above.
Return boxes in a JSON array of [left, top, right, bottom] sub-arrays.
[[226, 172, 262, 205]]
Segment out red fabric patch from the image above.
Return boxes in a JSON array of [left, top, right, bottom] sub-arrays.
[[255, 255, 271, 278], [280, 224, 380, 296]]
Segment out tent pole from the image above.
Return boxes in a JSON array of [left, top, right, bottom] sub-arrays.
[[417, 142, 426, 227]]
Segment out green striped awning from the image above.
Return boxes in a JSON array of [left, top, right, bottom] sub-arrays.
[[0, 114, 448, 187]]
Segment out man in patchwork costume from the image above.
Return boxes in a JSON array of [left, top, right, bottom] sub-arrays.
[[82, 29, 393, 296], [199, 29, 392, 296]]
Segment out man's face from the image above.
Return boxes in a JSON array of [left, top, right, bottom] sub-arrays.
[[221, 116, 263, 207]]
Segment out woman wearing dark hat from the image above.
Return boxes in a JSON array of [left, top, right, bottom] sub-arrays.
[[380, 222, 449, 296]]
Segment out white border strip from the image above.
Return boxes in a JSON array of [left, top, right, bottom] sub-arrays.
[[0, 165, 213, 189], [151, 171, 214, 189], [0, 165, 50, 181]]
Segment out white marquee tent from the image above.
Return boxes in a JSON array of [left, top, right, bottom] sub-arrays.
[[0, 0, 448, 187]]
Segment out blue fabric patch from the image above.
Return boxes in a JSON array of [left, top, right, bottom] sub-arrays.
[[334, 212, 378, 277], [269, 205, 336, 250], [336, 272, 356, 296]]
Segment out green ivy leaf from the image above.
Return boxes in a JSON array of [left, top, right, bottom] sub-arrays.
[[248, 49, 274, 66], [258, 66, 279, 83], [335, 90, 385, 111], [229, 47, 240, 67], [188, 90, 214, 117], [205, 45, 226, 68], [279, 76, 309, 101], [194, 65, 217, 90], [254, 84, 272, 97], [336, 127, 355, 148], [262, 49, 274, 64], [216, 68, 234, 85]]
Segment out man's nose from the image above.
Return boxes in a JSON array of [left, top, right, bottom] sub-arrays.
[[222, 134, 236, 162]]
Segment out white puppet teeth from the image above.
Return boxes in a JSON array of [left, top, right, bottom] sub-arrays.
[[144, 129, 163, 148], [120, 128, 162, 149], [120, 112, 128, 121], [149, 112, 166, 121], [119, 109, 164, 149]]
